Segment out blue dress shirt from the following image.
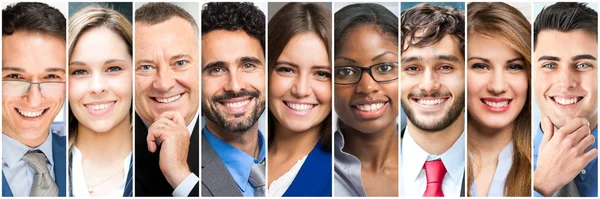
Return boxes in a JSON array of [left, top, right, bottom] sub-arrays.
[[533, 124, 598, 197], [203, 127, 266, 197]]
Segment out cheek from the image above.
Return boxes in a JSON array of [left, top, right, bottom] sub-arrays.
[[135, 76, 153, 95], [313, 80, 332, 104], [247, 71, 266, 93], [175, 72, 198, 91], [268, 75, 292, 99], [109, 75, 133, 100], [442, 73, 465, 94], [333, 85, 352, 112], [69, 79, 89, 104], [467, 73, 486, 96]]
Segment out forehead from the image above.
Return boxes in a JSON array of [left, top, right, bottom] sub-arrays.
[[468, 34, 520, 59], [402, 34, 463, 62], [135, 17, 197, 57], [337, 24, 398, 58], [278, 33, 329, 66], [201, 29, 264, 65], [71, 28, 130, 61], [2, 31, 66, 72], [535, 29, 598, 59]]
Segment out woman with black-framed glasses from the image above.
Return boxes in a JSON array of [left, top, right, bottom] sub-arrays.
[[333, 3, 399, 197]]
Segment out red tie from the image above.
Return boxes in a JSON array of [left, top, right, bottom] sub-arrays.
[[423, 159, 446, 197]]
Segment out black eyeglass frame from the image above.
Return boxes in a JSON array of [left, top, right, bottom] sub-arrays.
[[334, 62, 399, 85]]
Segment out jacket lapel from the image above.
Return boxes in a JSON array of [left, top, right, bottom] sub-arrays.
[[201, 133, 243, 196]]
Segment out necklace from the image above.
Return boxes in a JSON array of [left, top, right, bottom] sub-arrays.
[[87, 168, 124, 193]]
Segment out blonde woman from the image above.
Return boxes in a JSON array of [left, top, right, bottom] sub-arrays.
[[67, 4, 133, 197]]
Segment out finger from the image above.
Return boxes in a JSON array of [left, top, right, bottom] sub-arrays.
[[568, 124, 591, 146], [154, 111, 178, 122], [581, 148, 599, 166], [575, 134, 596, 154], [555, 118, 589, 139], [541, 116, 554, 145], [147, 127, 163, 153], [157, 111, 187, 126]]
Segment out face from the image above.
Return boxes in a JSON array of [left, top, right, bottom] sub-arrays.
[[2, 31, 66, 147], [334, 24, 399, 134], [269, 32, 331, 133], [467, 34, 528, 130], [401, 34, 465, 132], [202, 29, 265, 133], [135, 17, 199, 126], [69, 27, 132, 133], [534, 29, 598, 128]]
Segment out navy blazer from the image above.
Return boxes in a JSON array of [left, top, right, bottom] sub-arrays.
[[283, 141, 332, 197], [2, 133, 67, 197]]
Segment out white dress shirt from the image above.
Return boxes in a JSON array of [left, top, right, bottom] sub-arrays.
[[470, 141, 513, 196], [266, 155, 307, 197], [71, 146, 131, 197], [401, 130, 465, 197]]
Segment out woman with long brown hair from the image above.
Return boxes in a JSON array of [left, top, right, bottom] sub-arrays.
[[466, 2, 531, 197], [266, 2, 332, 197]]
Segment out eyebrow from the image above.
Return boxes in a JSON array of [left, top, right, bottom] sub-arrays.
[[400, 56, 421, 63], [334, 56, 356, 63], [372, 51, 398, 61], [135, 59, 154, 66], [2, 67, 64, 73], [202, 61, 226, 70], [170, 54, 192, 62], [70, 59, 125, 66], [572, 54, 597, 61], [467, 57, 490, 63], [506, 57, 524, 63], [538, 56, 560, 62], [239, 56, 263, 65], [436, 55, 460, 62], [276, 61, 330, 70]]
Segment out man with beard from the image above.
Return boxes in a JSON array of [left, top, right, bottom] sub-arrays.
[[399, 3, 466, 197], [200, 2, 267, 197], [134, 2, 199, 196], [533, 2, 598, 197]]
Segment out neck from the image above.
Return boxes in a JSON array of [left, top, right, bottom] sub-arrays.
[[205, 118, 260, 159], [269, 122, 320, 158], [341, 121, 397, 169], [2, 125, 49, 148], [75, 117, 132, 161], [467, 119, 512, 156], [407, 111, 464, 155]]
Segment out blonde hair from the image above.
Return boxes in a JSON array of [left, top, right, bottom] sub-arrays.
[[467, 2, 532, 197], [67, 4, 133, 150]]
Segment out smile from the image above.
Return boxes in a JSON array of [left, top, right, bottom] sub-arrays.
[[355, 102, 386, 112], [16, 108, 48, 118], [482, 99, 510, 108], [285, 101, 316, 112], [84, 101, 116, 111], [224, 99, 251, 108], [412, 97, 449, 106], [153, 93, 183, 103], [551, 96, 583, 105]]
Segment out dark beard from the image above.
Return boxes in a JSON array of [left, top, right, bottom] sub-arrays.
[[202, 90, 266, 133], [401, 91, 464, 132]]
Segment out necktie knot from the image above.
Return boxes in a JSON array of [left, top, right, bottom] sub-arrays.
[[423, 159, 446, 197], [22, 150, 58, 196], [22, 150, 50, 174]]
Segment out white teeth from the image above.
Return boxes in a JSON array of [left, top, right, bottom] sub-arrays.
[[85, 102, 116, 111], [286, 102, 315, 111], [554, 97, 578, 105], [17, 108, 44, 118], [484, 100, 509, 108], [356, 103, 385, 112], [156, 94, 181, 103], [225, 100, 250, 108], [416, 99, 445, 105]]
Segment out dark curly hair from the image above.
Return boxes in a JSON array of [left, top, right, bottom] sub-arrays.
[[401, 3, 465, 57], [334, 3, 398, 54], [2, 2, 66, 39], [135, 2, 197, 35], [534, 2, 597, 49], [201, 2, 265, 54]]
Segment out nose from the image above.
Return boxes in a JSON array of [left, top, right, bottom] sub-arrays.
[[487, 69, 507, 94], [90, 72, 107, 94], [418, 68, 441, 92], [291, 74, 312, 98], [24, 83, 43, 107], [153, 65, 176, 92], [556, 68, 578, 89], [355, 70, 380, 94], [224, 69, 246, 93]]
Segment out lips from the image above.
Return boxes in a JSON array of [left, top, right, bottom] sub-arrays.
[[152, 93, 183, 104], [285, 101, 316, 112], [415, 98, 446, 106], [355, 102, 386, 112], [84, 101, 116, 111], [16, 108, 47, 118], [224, 99, 251, 108], [551, 96, 583, 105], [481, 98, 511, 108]]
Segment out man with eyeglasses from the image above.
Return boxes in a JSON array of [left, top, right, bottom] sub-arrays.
[[400, 3, 466, 197], [2, 2, 67, 197]]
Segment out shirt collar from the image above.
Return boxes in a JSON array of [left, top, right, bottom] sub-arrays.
[[2, 130, 54, 168], [402, 129, 465, 185], [202, 127, 266, 191]]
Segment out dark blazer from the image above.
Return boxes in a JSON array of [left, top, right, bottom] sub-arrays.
[[134, 113, 199, 196], [2, 133, 67, 197], [67, 153, 133, 196], [201, 132, 243, 197], [400, 127, 465, 197], [283, 141, 332, 197]]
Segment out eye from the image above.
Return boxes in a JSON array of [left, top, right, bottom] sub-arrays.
[[542, 63, 557, 69], [71, 69, 88, 76], [242, 63, 256, 70], [276, 66, 295, 74], [4, 73, 24, 79], [375, 63, 395, 73], [139, 65, 152, 71], [335, 67, 356, 77], [439, 65, 453, 71], [175, 60, 186, 67], [314, 71, 331, 80], [209, 67, 226, 75], [575, 63, 592, 69], [471, 63, 489, 70], [45, 74, 61, 79], [507, 64, 524, 71], [107, 66, 122, 73]]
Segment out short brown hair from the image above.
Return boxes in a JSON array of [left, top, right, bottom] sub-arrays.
[[2, 2, 66, 40], [135, 2, 197, 35], [401, 3, 464, 57]]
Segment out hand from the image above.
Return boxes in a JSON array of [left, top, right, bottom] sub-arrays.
[[147, 111, 192, 189], [534, 116, 597, 196]]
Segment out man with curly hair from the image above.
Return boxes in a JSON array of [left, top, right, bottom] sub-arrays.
[[200, 2, 266, 197]]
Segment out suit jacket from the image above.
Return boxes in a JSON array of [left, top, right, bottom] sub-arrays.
[[401, 127, 466, 197], [2, 133, 67, 197], [134, 113, 199, 196], [201, 133, 243, 196], [283, 141, 332, 197], [67, 152, 133, 196]]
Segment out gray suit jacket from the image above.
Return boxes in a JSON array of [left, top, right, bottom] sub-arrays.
[[552, 181, 579, 197], [201, 134, 243, 197]]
